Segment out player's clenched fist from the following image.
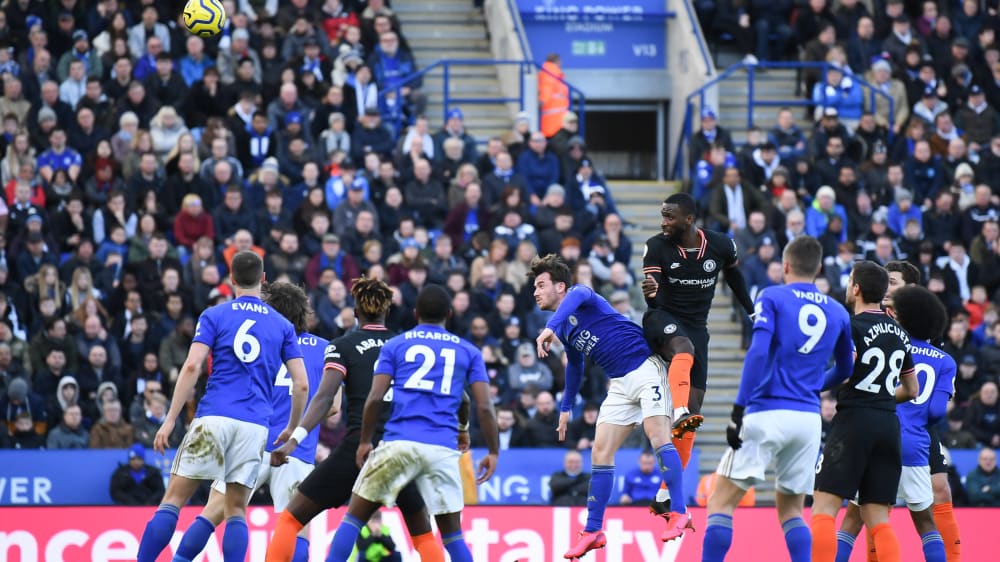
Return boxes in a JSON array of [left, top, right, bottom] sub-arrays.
[[642, 275, 658, 299], [356, 441, 373, 468]]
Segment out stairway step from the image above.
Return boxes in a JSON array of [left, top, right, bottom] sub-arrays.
[[395, 10, 485, 23], [393, 0, 480, 11], [409, 38, 491, 49], [406, 28, 487, 41]]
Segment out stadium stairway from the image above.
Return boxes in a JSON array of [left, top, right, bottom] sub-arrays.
[[393, 0, 511, 144], [713, 67, 814, 149]]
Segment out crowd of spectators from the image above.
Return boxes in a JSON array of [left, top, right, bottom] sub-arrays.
[[687, 0, 1000, 501], [0, 0, 636, 466]]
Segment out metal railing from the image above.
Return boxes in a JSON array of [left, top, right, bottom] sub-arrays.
[[670, 60, 896, 179], [378, 59, 586, 140]]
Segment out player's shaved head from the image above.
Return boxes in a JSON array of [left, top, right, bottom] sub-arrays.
[[783, 235, 823, 278], [850, 261, 888, 305], [264, 282, 310, 333], [664, 192, 697, 218], [528, 253, 572, 287], [231, 250, 264, 288], [415, 284, 452, 324], [885, 260, 920, 285], [352, 275, 393, 321], [891, 285, 947, 341]]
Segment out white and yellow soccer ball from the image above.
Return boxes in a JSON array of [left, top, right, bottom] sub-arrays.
[[182, 0, 227, 38]]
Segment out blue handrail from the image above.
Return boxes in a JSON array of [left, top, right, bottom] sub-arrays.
[[678, 0, 713, 77], [504, 0, 534, 64], [671, 60, 896, 180], [378, 58, 586, 141]]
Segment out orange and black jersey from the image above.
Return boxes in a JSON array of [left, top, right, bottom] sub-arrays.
[[323, 324, 394, 436], [642, 228, 750, 327], [837, 310, 916, 412]]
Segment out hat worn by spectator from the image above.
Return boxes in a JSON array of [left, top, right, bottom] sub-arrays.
[[447, 107, 464, 121], [563, 111, 578, 124], [961, 354, 978, 366], [872, 208, 889, 224], [760, 236, 775, 247], [37, 107, 56, 124], [364, 106, 381, 116], [822, 107, 839, 118], [129, 443, 145, 460], [505, 316, 520, 327], [893, 14, 909, 24], [343, 50, 364, 65], [772, 165, 789, 177], [285, 111, 302, 125], [956, 162, 975, 178], [72, 30, 88, 43], [873, 140, 887, 154], [546, 184, 565, 198], [349, 178, 366, 191], [261, 157, 279, 173], [322, 233, 340, 244], [970, 84, 985, 96], [7, 377, 28, 401], [232, 28, 250, 41], [816, 185, 837, 201], [25, 214, 43, 226], [922, 85, 937, 98], [515, 111, 531, 124], [701, 107, 717, 120], [401, 238, 420, 250], [954, 37, 971, 49], [895, 188, 913, 202], [584, 184, 606, 199]]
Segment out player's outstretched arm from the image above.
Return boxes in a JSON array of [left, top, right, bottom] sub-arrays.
[[470, 380, 499, 484], [356, 373, 392, 467], [280, 357, 310, 441], [723, 265, 755, 317], [153, 342, 209, 454], [272, 367, 345, 465]]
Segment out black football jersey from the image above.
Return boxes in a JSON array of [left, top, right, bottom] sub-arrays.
[[837, 310, 915, 412], [323, 325, 394, 435], [642, 228, 739, 326]]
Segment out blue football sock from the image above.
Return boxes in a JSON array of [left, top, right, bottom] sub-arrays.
[[138, 503, 180, 562], [326, 513, 365, 562], [584, 465, 615, 532], [172, 515, 216, 562], [835, 530, 856, 562], [921, 531, 946, 562], [292, 536, 309, 562], [442, 530, 473, 562], [701, 513, 733, 562], [222, 516, 248, 562], [782, 517, 811, 562], [655, 443, 687, 515]]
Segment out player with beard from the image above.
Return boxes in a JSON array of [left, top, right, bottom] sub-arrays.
[[640, 192, 755, 516]]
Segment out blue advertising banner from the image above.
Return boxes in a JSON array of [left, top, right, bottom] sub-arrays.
[[517, 0, 669, 69], [0, 447, 709, 506]]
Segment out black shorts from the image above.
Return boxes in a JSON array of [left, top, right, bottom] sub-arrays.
[[929, 431, 947, 475], [814, 408, 902, 505], [642, 309, 710, 391], [296, 434, 426, 514]]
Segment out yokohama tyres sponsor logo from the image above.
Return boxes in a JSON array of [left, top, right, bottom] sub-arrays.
[[0, 506, 994, 561]]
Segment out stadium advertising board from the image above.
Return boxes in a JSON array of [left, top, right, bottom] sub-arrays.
[[0, 506, 993, 561], [517, 0, 668, 69], [0, 448, 700, 506]]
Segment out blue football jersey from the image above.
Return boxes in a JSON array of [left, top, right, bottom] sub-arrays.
[[739, 283, 853, 414], [899, 339, 957, 466], [266, 332, 328, 463], [377, 324, 488, 448], [547, 284, 651, 379], [194, 295, 303, 427]]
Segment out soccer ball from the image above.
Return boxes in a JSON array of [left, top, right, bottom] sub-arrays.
[[183, 0, 227, 38]]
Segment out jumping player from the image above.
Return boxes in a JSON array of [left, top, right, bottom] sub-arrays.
[[265, 276, 446, 562], [641, 193, 754, 473], [835, 281, 954, 562], [324, 285, 499, 562], [137, 251, 309, 562], [531, 254, 692, 559], [169, 282, 328, 562], [702, 236, 853, 562], [811, 261, 919, 562]]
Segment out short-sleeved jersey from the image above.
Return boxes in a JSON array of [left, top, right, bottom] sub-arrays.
[[642, 228, 739, 327], [837, 310, 915, 412], [376, 324, 488, 449], [194, 295, 302, 427], [324, 325, 394, 436], [742, 283, 853, 415], [898, 339, 957, 466], [267, 332, 328, 464], [547, 284, 652, 379], [37, 148, 82, 172]]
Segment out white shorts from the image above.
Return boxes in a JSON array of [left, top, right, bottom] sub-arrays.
[[897, 465, 933, 512], [211, 453, 313, 512], [353, 439, 463, 516], [172, 416, 268, 489], [596, 356, 670, 427], [716, 409, 821, 495]]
